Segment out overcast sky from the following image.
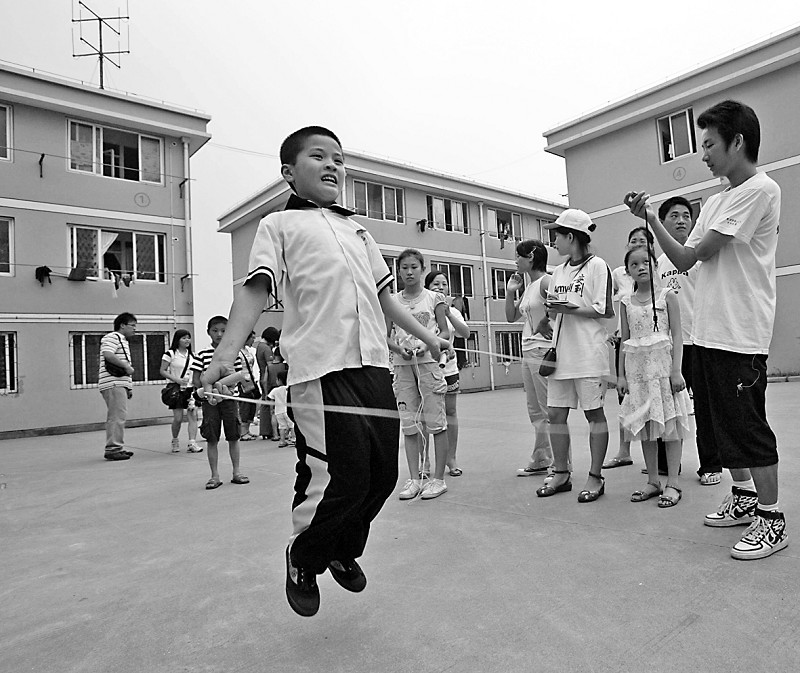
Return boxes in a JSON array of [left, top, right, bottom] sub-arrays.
[[3, 0, 800, 335]]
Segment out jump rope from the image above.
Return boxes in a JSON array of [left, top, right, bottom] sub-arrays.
[[634, 197, 759, 394]]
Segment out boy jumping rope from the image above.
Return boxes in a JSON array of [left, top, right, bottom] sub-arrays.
[[202, 126, 449, 616], [626, 100, 786, 560]]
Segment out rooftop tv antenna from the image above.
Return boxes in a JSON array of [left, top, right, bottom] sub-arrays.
[[72, 1, 130, 89]]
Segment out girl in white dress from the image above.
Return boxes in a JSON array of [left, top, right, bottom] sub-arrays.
[[619, 247, 691, 507]]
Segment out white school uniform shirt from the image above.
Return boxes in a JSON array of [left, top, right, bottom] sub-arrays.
[[685, 172, 780, 354], [549, 256, 613, 379], [244, 194, 393, 387], [656, 253, 697, 345]]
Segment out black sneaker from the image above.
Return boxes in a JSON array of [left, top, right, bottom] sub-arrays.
[[285, 546, 319, 617], [104, 452, 131, 461], [328, 558, 367, 593]]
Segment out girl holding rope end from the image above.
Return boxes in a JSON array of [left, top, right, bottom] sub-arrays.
[[388, 249, 451, 501], [619, 247, 690, 507], [505, 239, 557, 479], [537, 210, 614, 503]]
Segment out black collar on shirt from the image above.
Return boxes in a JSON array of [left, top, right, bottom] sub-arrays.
[[284, 192, 355, 217]]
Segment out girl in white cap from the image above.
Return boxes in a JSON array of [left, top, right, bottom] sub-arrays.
[[536, 209, 614, 503]]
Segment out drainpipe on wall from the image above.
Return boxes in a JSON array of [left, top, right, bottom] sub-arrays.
[[477, 201, 495, 391], [181, 137, 193, 283]]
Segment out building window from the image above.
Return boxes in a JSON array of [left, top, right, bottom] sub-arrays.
[[464, 331, 480, 368], [353, 180, 404, 222], [689, 198, 702, 225], [70, 331, 168, 388], [657, 108, 696, 163], [70, 226, 166, 282], [430, 262, 473, 298], [0, 217, 12, 275], [533, 218, 555, 245], [0, 332, 17, 394], [426, 196, 468, 233], [382, 256, 405, 291], [487, 208, 522, 240], [495, 331, 522, 363], [492, 268, 522, 300], [68, 120, 163, 183], [0, 104, 11, 161]]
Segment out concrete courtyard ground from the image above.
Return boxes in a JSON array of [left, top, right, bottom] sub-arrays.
[[2, 382, 799, 673]]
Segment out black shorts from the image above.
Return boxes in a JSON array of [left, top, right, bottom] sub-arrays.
[[200, 399, 240, 443], [692, 346, 777, 469]]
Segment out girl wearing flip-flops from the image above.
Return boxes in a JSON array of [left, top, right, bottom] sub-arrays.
[[425, 270, 470, 479], [536, 210, 614, 503], [618, 247, 691, 508]]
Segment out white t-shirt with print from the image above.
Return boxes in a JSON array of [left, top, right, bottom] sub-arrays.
[[685, 171, 780, 354], [394, 288, 446, 366], [657, 253, 697, 345], [549, 256, 613, 379]]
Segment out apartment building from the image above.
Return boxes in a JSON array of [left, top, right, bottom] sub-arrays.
[[217, 151, 566, 392], [543, 26, 800, 375], [0, 62, 210, 435]]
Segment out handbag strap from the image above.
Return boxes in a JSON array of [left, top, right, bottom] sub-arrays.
[[117, 333, 130, 363], [240, 349, 255, 383], [173, 350, 191, 379]]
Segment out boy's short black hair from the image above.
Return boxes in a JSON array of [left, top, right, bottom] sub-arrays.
[[261, 326, 280, 343], [276, 371, 286, 386], [697, 100, 760, 163], [207, 315, 228, 331], [658, 196, 693, 222], [114, 312, 137, 331], [280, 126, 343, 165]]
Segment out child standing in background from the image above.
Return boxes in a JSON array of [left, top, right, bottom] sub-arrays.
[[268, 371, 294, 447]]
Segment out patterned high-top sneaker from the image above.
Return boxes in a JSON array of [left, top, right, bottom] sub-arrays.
[[704, 486, 757, 527], [731, 508, 788, 560]]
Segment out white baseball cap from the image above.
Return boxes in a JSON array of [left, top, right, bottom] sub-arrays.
[[543, 208, 596, 235]]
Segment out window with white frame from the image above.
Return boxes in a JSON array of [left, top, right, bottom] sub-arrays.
[[430, 262, 473, 298], [382, 255, 405, 291], [464, 331, 480, 368], [487, 208, 522, 240], [353, 180, 404, 222], [70, 331, 168, 388], [426, 196, 468, 233], [0, 217, 12, 275], [657, 108, 697, 163], [689, 198, 702, 226], [68, 120, 163, 183], [492, 268, 522, 300], [70, 226, 166, 282], [0, 332, 17, 393], [532, 218, 555, 245], [0, 104, 11, 160], [495, 331, 522, 363]]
